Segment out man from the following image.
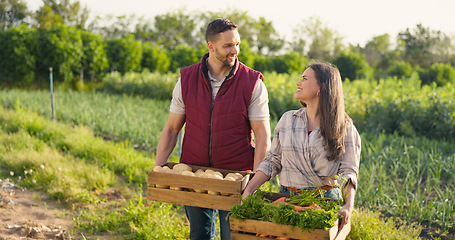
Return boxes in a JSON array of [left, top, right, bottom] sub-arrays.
[[155, 18, 271, 240]]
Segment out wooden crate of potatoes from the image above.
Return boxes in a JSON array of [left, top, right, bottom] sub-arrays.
[[147, 162, 251, 211]]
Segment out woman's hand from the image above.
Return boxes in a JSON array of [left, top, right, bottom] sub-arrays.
[[241, 171, 269, 201], [241, 189, 253, 200], [338, 180, 356, 230], [337, 204, 352, 230]]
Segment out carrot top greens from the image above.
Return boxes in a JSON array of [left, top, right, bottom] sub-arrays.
[[230, 190, 343, 230]]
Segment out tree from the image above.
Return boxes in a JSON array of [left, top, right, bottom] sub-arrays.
[[291, 17, 343, 61], [270, 52, 307, 73], [152, 10, 196, 50], [89, 14, 139, 39], [142, 42, 170, 72], [253, 55, 273, 73], [80, 30, 108, 81], [333, 50, 372, 81], [168, 44, 198, 72], [37, 24, 83, 82], [362, 34, 392, 69], [387, 61, 414, 79], [253, 17, 284, 56], [238, 40, 255, 68], [105, 34, 143, 74], [397, 24, 450, 68], [36, 0, 89, 30], [420, 62, 455, 86], [0, 0, 30, 30], [0, 24, 37, 84]]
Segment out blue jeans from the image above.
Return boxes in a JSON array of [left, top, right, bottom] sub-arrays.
[[279, 185, 342, 200], [184, 205, 231, 240]]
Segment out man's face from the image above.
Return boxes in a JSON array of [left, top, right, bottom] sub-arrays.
[[209, 29, 240, 67]]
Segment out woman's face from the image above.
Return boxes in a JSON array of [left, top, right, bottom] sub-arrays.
[[294, 67, 320, 102]]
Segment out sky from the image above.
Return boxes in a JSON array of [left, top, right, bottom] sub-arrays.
[[26, 0, 455, 46]]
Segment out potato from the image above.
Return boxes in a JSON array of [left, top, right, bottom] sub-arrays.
[[224, 176, 236, 181], [173, 163, 192, 172], [153, 166, 170, 188], [181, 171, 195, 176], [226, 173, 243, 181], [220, 176, 237, 195], [199, 172, 213, 178], [194, 169, 205, 177], [213, 171, 223, 178], [211, 174, 223, 180]]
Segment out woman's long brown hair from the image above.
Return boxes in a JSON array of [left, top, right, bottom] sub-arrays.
[[307, 62, 351, 161]]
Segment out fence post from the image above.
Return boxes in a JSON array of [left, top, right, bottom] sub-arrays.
[[49, 67, 55, 120]]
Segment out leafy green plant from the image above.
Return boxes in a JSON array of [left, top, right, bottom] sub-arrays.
[[230, 190, 342, 230]]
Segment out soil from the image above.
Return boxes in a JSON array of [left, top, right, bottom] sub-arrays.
[[0, 179, 74, 240]]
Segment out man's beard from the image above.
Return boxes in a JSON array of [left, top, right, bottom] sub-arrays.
[[215, 48, 236, 67]]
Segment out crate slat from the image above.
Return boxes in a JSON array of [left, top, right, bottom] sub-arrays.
[[230, 218, 351, 240], [147, 187, 240, 211]]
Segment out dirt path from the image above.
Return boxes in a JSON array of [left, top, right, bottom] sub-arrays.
[[0, 178, 74, 239]]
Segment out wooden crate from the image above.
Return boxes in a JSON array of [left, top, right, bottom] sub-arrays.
[[230, 218, 350, 240], [147, 162, 250, 211], [229, 192, 350, 240]]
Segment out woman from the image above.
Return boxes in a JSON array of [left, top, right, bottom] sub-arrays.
[[242, 62, 361, 230]]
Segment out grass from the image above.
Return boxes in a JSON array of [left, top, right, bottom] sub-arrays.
[[0, 89, 171, 154], [358, 133, 455, 233], [0, 105, 188, 239], [348, 207, 421, 240]]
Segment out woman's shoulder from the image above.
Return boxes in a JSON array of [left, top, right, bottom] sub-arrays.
[[282, 108, 305, 117], [345, 120, 361, 144]]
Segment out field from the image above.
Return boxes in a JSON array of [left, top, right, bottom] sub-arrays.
[[0, 74, 454, 239]]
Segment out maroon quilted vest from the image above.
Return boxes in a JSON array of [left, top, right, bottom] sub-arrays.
[[180, 54, 263, 171]]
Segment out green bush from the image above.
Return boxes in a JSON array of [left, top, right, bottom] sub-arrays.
[[420, 62, 455, 86], [0, 24, 38, 85], [387, 60, 415, 79], [253, 55, 273, 73], [99, 70, 177, 100], [238, 40, 255, 68], [333, 51, 373, 81], [105, 34, 143, 74], [169, 44, 199, 72], [80, 30, 109, 82], [344, 76, 455, 140], [141, 42, 171, 72]]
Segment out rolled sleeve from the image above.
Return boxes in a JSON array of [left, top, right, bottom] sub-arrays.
[[338, 123, 361, 189]]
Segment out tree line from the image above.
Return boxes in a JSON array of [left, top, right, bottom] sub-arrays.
[[1, 0, 455, 87]]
